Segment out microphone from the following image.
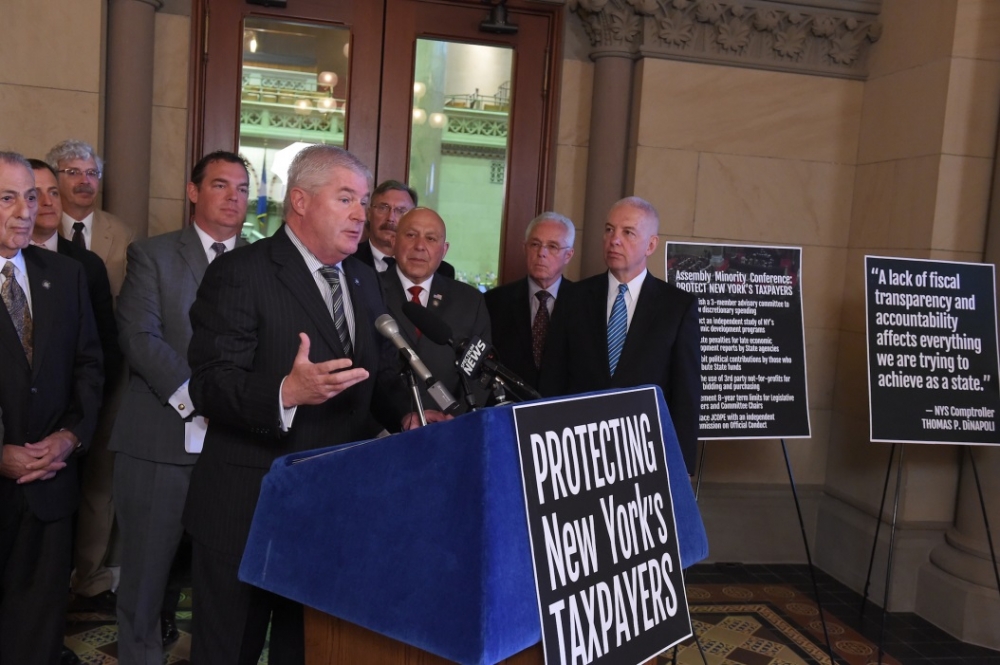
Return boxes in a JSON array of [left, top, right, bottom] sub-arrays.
[[375, 314, 459, 414], [402, 301, 453, 346], [402, 302, 541, 400]]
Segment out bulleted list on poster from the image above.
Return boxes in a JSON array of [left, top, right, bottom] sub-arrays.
[[865, 256, 1000, 445], [513, 388, 692, 665], [666, 243, 810, 439]]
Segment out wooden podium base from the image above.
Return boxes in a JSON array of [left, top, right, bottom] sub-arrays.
[[304, 607, 545, 665]]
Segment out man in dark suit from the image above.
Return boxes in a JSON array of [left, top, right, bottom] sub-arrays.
[[381, 207, 492, 412], [356, 179, 455, 278], [0, 151, 104, 664], [540, 196, 701, 474], [109, 151, 249, 665], [484, 212, 575, 390], [184, 145, 414, 664], [28, 160, 122, 625]]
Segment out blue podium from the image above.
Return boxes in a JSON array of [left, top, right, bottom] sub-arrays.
[[239, 388, 707, 665]]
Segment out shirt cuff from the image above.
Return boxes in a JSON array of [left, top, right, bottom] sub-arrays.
[[278, 377, 297, 432], [168, 381, 195, 419]]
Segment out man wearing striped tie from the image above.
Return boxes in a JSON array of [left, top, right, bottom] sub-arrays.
[[109, 151, 249, 665], [540, 196, 701, 474]]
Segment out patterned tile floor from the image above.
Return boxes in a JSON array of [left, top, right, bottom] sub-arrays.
[[63, 564, 999, 664]]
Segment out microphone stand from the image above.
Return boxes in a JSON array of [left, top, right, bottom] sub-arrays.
[[458, 373, 480, 412], [400, 349, 427, 427]]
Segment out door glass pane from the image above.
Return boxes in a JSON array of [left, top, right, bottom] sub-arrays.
[[239, 18, 350, 241], [409, 40, 513, 290]]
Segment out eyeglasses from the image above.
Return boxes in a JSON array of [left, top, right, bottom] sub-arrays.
[[526, 240, 569, 254], [370, 202, 411, 217], [57, 168, 102, 180]]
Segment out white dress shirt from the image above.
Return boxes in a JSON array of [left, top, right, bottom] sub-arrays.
[[606, 269, 647, 330]]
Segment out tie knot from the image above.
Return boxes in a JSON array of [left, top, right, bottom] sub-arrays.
[[618, 284, 628, 296], [1, 262, 13, 279], [73, 222, 85, 232], [210, 242, 227, 258], [319, 265, 341, 286], [408, 286, 423, 299], [536, 290, 551, 303], [384, 256, 396, 269]]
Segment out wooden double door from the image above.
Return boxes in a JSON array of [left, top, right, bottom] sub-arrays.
[[191, 0, 563, 282]]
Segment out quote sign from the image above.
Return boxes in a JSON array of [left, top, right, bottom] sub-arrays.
[[513, 388, 691, 665], [865, 256, 1000, 444], [666, 243, 810, 439]]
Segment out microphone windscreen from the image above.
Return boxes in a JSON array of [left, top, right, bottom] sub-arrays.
[[402, 301, 453, 345]]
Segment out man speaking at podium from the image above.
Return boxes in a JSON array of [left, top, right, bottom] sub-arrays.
[[540, 196, 701, 474], [184, 145, 408, 664]]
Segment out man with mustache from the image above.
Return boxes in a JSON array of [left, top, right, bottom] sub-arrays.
[[355, 179, 455, 278], [46, 139, 134, 615], [46, 140, 133, 297]]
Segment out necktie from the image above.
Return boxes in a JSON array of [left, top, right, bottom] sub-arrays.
[[383, 256, 396, 271], [531, 290, 552, 368], [318, 265, 352, 356], [1, 263, 33, 366], [607, 283, 628, 376], [210, 242, 227, 260], [408, 286, 423, 338], [72, 221, 86, 248]]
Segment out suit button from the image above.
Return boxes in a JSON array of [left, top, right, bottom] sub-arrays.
[[30, 388, 37, 394]]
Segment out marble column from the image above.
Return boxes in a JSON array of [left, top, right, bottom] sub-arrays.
[[104, 0, 162, 239], [580, 49, 634, 276], [915, 106, 1000, 649]]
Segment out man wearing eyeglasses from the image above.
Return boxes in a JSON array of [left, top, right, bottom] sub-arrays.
[[46, 139, 134, 297], [484, 212, 575, 391], [356, 179, 455, 278]]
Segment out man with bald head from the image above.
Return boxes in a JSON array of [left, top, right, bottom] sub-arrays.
[[540, 196, 701, 473], [380, 207, 492, 411]]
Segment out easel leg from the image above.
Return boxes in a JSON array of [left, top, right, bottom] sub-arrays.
[[694, 440, 707, 501], [967, 447, 1000, 596], [781, 439, 839, 665], [877, 443, 906, 664], [860, 442, 897, 623], [691, 630, 709, 665]]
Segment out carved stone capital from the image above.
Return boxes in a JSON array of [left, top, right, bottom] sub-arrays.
[[569, 0, 883, 79]]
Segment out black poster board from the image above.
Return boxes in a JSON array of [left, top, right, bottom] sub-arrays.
[[512, 388, 691, 665], [865, 256, 1000, 444], [666, 242, 811, 439]]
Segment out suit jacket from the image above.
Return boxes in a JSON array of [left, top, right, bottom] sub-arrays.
[[184, 226, 405, 557], [354, 239, 457, 279], [484, 276, 571, 391], [380, 268, 492, 412], [539, 271, 701, 474], [0, 247, 104, 522], [57, 235, 122, 390], [65, 209, 133, 298], [108, 225, 246, 466]]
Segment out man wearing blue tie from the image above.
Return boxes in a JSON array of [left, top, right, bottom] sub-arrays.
[[539, 197, 701, 474]]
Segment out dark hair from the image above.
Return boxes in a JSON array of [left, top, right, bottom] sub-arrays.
[[27, 158, 57, 178], [190, 151, 249, 187], [372, 179, 418, 206]]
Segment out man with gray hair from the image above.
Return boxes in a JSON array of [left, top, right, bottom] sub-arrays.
[[540, 197, 701, 474], [485, 211, 575, 391], [0, 151, 103, 664], [184, 144, 409, 664], [47, 139, 132, 614], [46, 139, 133, 296]]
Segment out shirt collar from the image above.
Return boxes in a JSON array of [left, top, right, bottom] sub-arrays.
[[61, 211, 94, 237], [528, 275, 562, 300], [609, 268, 647, 299], [31, 234, 59, 252], [396, 266, 433, 295], [285, 225, 340, 275], [0, 250, 28, 278], [192, 221, 238, 261]]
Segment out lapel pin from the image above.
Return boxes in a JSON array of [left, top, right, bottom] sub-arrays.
[[41, 280, 51, 290], [353, 278, 360, 286]]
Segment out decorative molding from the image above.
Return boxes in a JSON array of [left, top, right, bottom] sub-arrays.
[[569, 0, 882, 79]]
